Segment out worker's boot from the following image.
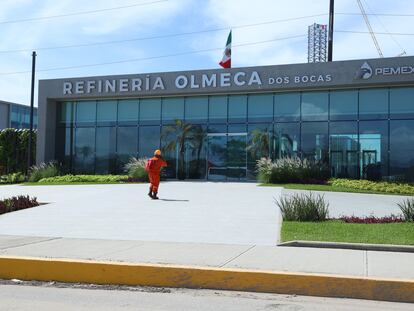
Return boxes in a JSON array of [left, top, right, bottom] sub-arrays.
[[152, 192, 159, 200], [148, 187, 154, 199]]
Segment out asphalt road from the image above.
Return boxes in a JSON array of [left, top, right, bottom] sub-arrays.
[[0, 283, 412, 311]]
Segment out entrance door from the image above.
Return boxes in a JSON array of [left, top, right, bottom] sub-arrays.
[[207, 133, 247, 181]]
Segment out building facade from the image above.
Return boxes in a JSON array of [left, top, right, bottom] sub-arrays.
[[0, 100, 38, 130], [37, 56, 414, 181]]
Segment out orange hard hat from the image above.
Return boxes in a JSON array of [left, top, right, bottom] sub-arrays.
[[154, 149, 161, 156]]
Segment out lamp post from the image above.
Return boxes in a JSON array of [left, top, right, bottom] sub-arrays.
[[28, 51, 36, 171]]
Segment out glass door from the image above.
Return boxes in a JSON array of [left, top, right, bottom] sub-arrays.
[[227, 133, 247, 181], [207, 132, 247, 181], [207, 133, 227, 180]]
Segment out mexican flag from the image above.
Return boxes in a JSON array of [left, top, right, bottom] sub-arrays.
[[219, 30, 232, 68]]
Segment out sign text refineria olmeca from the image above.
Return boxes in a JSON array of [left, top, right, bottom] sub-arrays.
[[62, 71, 332, 95]]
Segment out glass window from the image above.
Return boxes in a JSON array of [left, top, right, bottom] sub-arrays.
[[162, 97, 184, 123], [139, 99, 161, 125], [95, 127, 116, 174], [187, 124, 207, 179], [274, 123, 300, 159], [117, 126, 138, 168], [390, 120, 414, 181], [207, 126, 227, 181], [161, 125, 178, 179], [274, 93, 300, 122], [11, 105, 19, 124], [359, 121, 388, 180], [209, 96, 227, 123], [97, 100, 117, 124], [247, 123, 272, 178], [76, 101, 96, 125], [139, 126, 160, 158], [74, 127, 95, 174], [329, 122, 359, 178], [330, 90, 358, 120], [228, 95, 247, 123], [118, 99, 139, 124], [301, 92, 328, 121], [55, 127, 72, 172], [185, 96, 208, 123], [301, 122, 329, 163], [58, 102, 74, 124], [390, 87, 414, 119], [248, 94, 273, 122], [359, 89, 388, 120]]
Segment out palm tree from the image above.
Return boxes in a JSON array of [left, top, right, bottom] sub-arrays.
[[247, 128, 271, 160], [161, 120, 195, 180]]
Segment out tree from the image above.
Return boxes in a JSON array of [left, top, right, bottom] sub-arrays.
[[161, 120, 195, 180]]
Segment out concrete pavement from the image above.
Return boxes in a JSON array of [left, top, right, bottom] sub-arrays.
[[1, 235, 414, 280], [0, 182, 281, 245], [1, 283, 412, 311]]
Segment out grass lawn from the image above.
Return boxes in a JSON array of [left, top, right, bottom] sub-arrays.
[[261, 183, 414, 196], [281, 220, 414, 245]]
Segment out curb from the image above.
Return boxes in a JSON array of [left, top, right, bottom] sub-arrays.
[[278, 240, 414, 253], [1, 256, 414, 303]]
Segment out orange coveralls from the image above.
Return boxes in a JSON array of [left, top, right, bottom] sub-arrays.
[[148, 157, 167, 193]]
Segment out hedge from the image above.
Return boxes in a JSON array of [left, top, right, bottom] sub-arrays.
[[330, 178, 414, 195], [0, 128, 36, 175]]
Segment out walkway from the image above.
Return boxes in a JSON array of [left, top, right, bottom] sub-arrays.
[[0, 182, 281, 245]]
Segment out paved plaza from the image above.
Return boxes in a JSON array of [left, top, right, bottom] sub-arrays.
[[0, 182, 281, 245], [0, 182, 408, 245]]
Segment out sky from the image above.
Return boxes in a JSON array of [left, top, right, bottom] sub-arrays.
[[1, 0, 414, 106]]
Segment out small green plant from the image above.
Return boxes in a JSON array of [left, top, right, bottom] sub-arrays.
[[276, 192, 329, 221], [397, 198, 414, 222], [0, 172, 26, 184], [124, 157, 149, 182], [29, 161, 60, 182]]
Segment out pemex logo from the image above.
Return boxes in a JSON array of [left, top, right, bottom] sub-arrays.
[[355, 62, 373, 79]]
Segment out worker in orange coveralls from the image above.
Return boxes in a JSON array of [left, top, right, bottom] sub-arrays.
[[145, 149, 167, 200]]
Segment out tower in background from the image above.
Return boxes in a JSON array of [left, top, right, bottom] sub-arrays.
[[308, 23, 328, 63]]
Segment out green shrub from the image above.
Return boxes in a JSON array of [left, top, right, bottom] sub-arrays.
[[0, 128, 36, 174], [29, 161, 60, 182], [124, 157, 149, 182], [38, 175, 128, 183], [397, 198, 414, 222], [0, 172, 26, 184], [330, 178, 414, 195], [257, 157, 330, 184], [276, 192, 329, 221]]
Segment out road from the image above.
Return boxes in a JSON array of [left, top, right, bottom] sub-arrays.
[[0, 282, 412, 311]]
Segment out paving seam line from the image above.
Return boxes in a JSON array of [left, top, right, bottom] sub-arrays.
[[0, 237, 62, 251], [95, 243, 147, 260], [219, 245, 256, 268], [0, 255, 413, 303]]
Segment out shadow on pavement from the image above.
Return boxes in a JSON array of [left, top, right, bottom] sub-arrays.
[[159, 199, 189, 202]]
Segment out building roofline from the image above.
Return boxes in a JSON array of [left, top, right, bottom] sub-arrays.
[[38, 55, 413, 82]]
